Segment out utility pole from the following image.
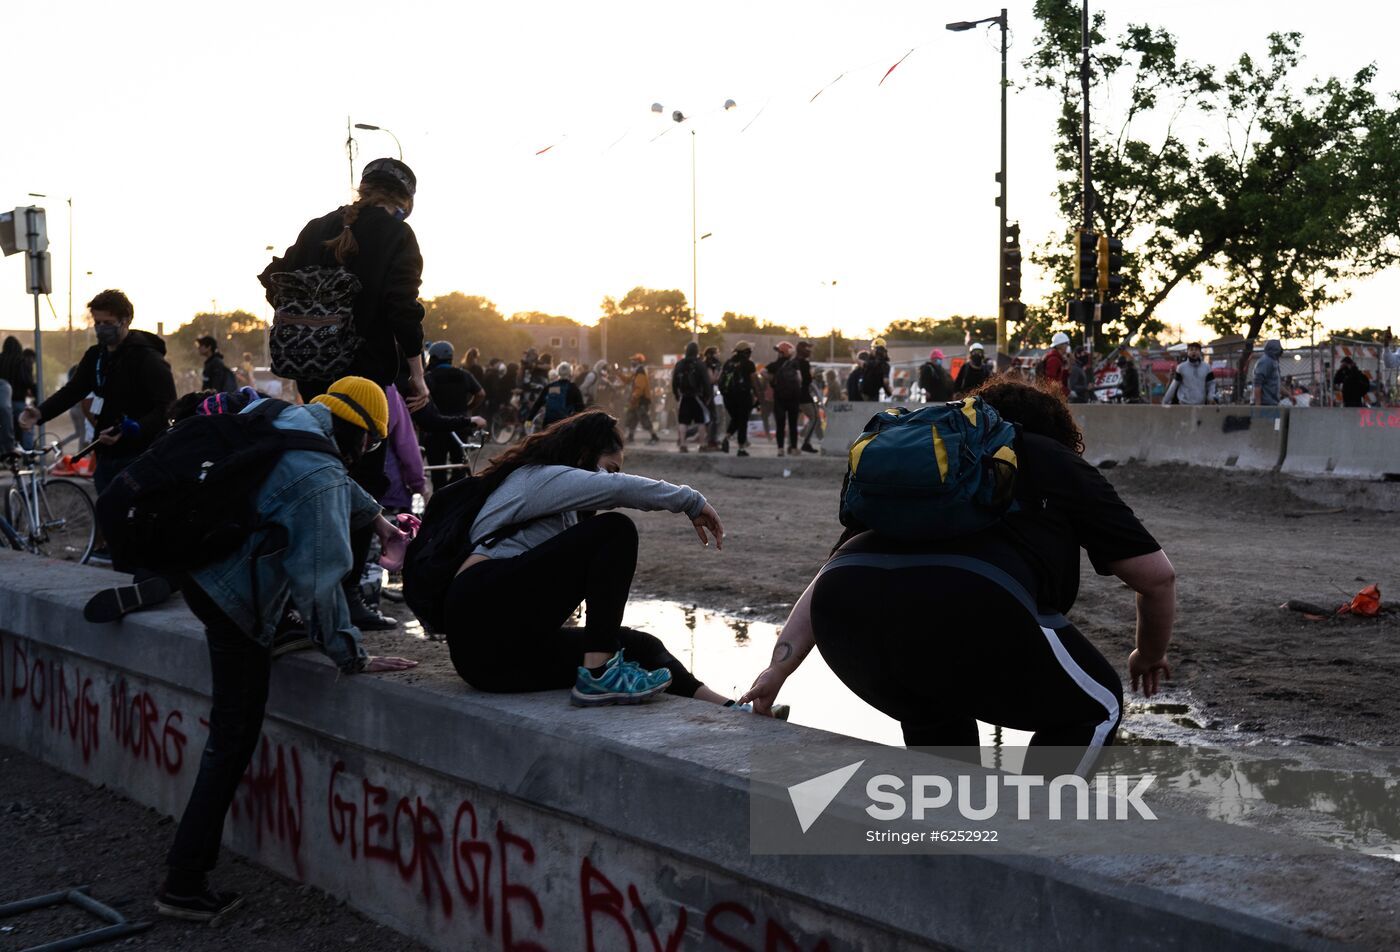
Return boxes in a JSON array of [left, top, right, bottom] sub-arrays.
[[1080, 0, 1097, 354], [996, 8, 1009, 368]]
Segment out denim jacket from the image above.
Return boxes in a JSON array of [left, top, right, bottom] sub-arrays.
[[188, 401, 382, 672]]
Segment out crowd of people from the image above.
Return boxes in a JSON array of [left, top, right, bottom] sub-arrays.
[[36, 154, 1400, 927]]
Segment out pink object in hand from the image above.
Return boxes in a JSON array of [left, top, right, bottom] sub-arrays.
[[379, 529, 410, 572]]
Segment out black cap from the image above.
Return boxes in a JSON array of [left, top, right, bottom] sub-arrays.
[[361, 158, 416, 197]]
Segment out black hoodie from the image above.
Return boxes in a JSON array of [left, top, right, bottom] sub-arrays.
[[260, 204, 424, 387], [38, 330, 176, 457]]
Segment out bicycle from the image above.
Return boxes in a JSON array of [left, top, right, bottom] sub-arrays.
[[2, 444, 97, 563]]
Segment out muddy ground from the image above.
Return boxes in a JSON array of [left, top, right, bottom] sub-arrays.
[[0, 746, 427, 952], [367, 448, 1400, 747]]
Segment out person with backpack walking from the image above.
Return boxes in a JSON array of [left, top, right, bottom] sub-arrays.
[[953, 342, 991, 396], [672, 342, 710, 453], [259, 157, 427, 631], [701, 346, 723, 450], [21, 290, 176, 494], [740, 379, 1175, 777], [766, 342, 805, 457], [919, 349, 955, 403], [860, 339, 892, 402], [197, 336, 239, 393], [527, 361, 586, 427], [149, 375, 417, 921], [624, 354, 659, 444], [407, 409, 748, 709], [719, 342, 759, 456]]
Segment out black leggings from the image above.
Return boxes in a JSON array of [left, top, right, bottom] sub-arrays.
[[811, 553, 1122, 771], [445, 512, 701, 696], [774, 400, 800, 449], [722, 396, 752, 445]]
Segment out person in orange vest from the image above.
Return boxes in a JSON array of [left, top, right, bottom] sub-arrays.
[[625, 353, 659, 444]]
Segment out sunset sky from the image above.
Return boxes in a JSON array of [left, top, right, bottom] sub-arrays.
[[3, 0, 1398, 347]]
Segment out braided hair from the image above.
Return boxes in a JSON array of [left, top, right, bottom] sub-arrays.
[[322, 182, 414, 264]]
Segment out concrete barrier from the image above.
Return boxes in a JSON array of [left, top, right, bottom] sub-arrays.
[[819, 403, 880, 458], [1072, 405, 1288, 471], [1282, 407, 1400, 480], [0, 551, 1387, 951]]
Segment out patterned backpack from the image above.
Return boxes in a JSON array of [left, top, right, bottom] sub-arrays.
[[267, 267, 363, 381]]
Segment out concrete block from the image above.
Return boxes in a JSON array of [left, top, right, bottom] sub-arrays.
[[1282, 407, 1400, 480]]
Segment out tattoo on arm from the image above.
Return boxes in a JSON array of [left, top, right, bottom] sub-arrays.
[[774, 642, 793, 664]]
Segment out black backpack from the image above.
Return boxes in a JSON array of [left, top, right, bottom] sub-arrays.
[[402, 475, 537, 632], [676, 357, 704, 397], [719, 358, 749, 400], [95, 400, 339, 575], [266, 266, 364, 381], [774, 358, 803, 402]]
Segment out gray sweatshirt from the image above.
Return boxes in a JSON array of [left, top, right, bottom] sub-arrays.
[[469, 464, 707, 559], [1163, 359, 1216, 405]]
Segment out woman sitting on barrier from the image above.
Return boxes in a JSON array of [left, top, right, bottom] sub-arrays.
[[741, 379, 1176, 774], [431, 409, 742, 708]]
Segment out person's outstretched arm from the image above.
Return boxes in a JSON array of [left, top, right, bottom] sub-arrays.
[[740, 577, 818, 715], [1109, 550, 1176, 698]]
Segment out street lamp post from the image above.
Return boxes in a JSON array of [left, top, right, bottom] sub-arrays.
[[652, 100, 737, 343], [354, 122, 404, 160], [947, 9, 1010, 367], [822, 280, 839, 361]]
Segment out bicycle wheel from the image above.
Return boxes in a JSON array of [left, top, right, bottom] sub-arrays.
[[35, 479, 96, 563], [491, 408, 517, 445], [4, 484, 36, 552]]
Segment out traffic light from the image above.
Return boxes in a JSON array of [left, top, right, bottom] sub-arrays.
[[1001, 223, 1022, 303], [1073, 229, 1098, 292], [1097, 234, 1123, 298], [1067, 299, 1094, 331]]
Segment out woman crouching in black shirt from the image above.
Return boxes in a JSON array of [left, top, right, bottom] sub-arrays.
[[741, 379, 1175, 774]]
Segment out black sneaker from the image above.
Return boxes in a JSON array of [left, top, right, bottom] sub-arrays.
[[347, 590, 397, 631], [721, 438, 730, 453], [84, 575, 173, 624], [736, 448, 749, 457], [801, 443, 819, 454], [154, 885, 243, 922]]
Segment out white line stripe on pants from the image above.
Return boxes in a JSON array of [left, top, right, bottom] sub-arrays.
[[1039, 625, 1121, 778]]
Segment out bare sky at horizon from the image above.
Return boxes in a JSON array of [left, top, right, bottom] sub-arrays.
[[3, 0, 1398, 347]]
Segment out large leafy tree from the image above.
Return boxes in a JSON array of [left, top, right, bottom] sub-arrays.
[[1027, 1, 1400, 381], [166, 310, 268, 377], [423, 293, 532, 362], [881, 316, 996, 346], [594, 287, 693, 364]]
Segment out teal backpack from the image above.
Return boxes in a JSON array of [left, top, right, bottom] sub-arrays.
[[839, 397, 1019, 540]]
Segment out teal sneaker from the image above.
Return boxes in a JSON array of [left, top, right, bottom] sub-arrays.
[[571, 651, 672, 707]]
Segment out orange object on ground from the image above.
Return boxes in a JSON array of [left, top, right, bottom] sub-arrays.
[[1338, 584, 1381, 617]]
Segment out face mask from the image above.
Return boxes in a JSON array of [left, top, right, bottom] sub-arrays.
[[1117, 357, 1128, 368], [971, 353, 984, 364], [932, 359, 942, 366], [94, 324, 123, 346], [1188, 354, 1201, 363], [392, 206, 410, 221]]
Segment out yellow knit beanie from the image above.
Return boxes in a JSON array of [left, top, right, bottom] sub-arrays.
[[311, 376, 389, 440]]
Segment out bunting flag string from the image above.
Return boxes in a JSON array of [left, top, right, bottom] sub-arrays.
[[879, 49, 915, 87], [532, 34, 934, 157]]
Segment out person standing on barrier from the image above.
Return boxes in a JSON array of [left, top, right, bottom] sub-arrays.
[[741, 379, 1175, 776], [442, 410, 749, 709], [1162, 342, 1216, 406], [1253, 339, 1284, 407], [156, 380, 417, 922]]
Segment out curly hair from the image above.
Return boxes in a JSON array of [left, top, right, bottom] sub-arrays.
[[476, 409, 624, 498], [970, 377, 1084, 454]]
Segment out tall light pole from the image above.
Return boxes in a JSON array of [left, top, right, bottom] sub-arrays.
[[822, 279, 839, 362], [652, 99, 737, 343], [947, 9, 1010, 366], [354, 122, 403, 160]]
